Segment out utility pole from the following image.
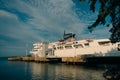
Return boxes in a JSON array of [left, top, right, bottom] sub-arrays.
[[26, 44, 28, 56]]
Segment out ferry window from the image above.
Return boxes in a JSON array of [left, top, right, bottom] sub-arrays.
[[84, 43, 89, 46], [65, 45, 72, 49], [74, 45, 78, 48], [98, 41, 110, 46], [78, 44, 83, 48], [57, 46, 64, 50], [74, 44, 83, 48], [54, 47, 56, 50], [59, 46, 63, 49], [57, 47, 60, 49]]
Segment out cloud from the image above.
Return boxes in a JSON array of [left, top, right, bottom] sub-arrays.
[[0, 0, 111, 56]]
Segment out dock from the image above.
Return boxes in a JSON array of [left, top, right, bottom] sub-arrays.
[[8, 56, 86, 63], [8, 56, 120, 64]]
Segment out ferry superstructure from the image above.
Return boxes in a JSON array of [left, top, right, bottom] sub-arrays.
[[30, 32, 120, 57]]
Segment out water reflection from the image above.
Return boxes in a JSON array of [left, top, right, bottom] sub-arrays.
[[28, 62, 105, 80], [1, 58, 120, 80]]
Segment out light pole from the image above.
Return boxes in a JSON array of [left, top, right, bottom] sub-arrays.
[[26, 44, 28, 56]]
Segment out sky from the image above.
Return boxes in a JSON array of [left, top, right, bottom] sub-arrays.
[[0, 0, 111, 57]]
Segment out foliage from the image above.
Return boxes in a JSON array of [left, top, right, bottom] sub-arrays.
[[80, 0, 120, 43]]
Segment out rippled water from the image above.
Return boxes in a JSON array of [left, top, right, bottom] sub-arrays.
[[0, 58, 105, 80]]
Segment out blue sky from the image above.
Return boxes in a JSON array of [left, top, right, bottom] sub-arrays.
[[0, 0, 111, 57]]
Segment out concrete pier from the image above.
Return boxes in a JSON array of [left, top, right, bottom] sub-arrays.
[[62, 57, 85, 63], [8, 56, 120, 64], [22, 57, 35, 61], [8, 56, 85, 64], [35, 57, 49, 62], [8, 57, 22, 61]]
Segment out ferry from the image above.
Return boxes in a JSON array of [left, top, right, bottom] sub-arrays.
[[30, 32, 120, 57]]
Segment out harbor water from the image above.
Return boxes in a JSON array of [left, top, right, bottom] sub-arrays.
[[0, 58, 106, 80]]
